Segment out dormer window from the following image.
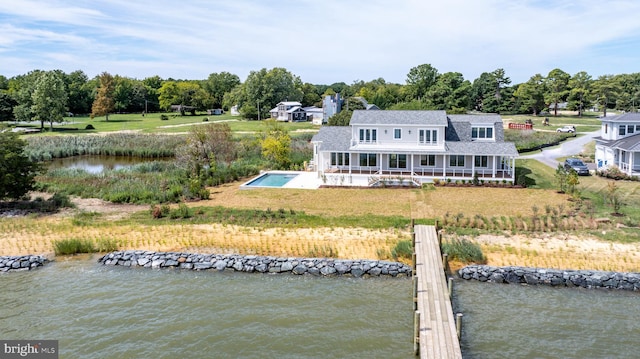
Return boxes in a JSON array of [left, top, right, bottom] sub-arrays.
[[394, 128, 402, 139], [472, 126, 493, 140], [619, 125, 626, 136]]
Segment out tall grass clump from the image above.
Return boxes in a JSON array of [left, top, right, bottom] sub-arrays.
[[391, 240, 413, 261], [441, 238, 487, 264], [53, 238, 96, 255], [25, 133, 185, 161]]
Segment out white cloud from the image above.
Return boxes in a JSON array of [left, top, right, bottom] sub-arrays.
[[2, 0, 640, 84]]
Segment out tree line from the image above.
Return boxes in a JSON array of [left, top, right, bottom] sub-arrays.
[[2, 64, 640, 128]]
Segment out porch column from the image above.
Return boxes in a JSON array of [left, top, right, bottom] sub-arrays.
[[349, 153, 352, 176], [471, 156, 475, 179], [443, 155, 447, 179], [492, 155, 497, 178]]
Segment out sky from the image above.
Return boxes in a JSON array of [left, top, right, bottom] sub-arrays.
[[2, 0, 640, 86]]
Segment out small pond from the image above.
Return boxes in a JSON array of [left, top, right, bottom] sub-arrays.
[[48, 155, 162, 174]]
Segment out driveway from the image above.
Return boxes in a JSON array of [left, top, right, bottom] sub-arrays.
[[518, 130, 600, 169]]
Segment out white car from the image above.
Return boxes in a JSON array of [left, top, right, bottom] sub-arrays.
[[556, 125, 576, 133]]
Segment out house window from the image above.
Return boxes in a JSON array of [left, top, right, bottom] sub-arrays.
[[331, 153, 349, 166], [604, 123, 608, 134], [359, 153, 377, 167], [389, 154, 407, 169], [472, 126, 494, 140], [474, 156, 488, 167], [449, 155, 465, 167], [628, 125, 635, 134], [419, 129, 437, 145], [420, 155, 436, 166], [636, 125, 640, 132], [359, 128, 377, 143], [394, 128, 401, 139], [619, 125, 626, 136]]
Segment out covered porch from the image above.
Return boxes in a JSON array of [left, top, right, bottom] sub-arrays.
[[318, 152, 516, 186]]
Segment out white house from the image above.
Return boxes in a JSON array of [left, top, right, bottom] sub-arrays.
[[311, 110, 518, 186], [270, 101, 307, 122], [304, 106, 323, 124], [594, 112, 640, 177]]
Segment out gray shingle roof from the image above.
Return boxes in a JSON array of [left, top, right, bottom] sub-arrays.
[[601, 112, 640, 123], [608, 133, 640, 151], [311, 126, 352, 152], [349, 110, 448, 126]]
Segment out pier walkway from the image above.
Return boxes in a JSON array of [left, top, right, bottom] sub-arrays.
[[413, 225, 462, 358]]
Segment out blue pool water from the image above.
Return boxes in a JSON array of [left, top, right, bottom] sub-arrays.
[[243, 172, 299, 188]]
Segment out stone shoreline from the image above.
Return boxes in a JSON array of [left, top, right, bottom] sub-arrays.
[[459, 264, 640, 291], [0, 255, 49, 272], [98, 250, 412, 277]]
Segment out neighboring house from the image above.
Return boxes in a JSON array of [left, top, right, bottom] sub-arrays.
[[322, 94, 343, 123], [304, 106, 323, 123], [594, 112, 640, 177], [270, 101, 307, 122], [311, 110, 518, 186], [353, 97, 380, 110], [230, 105, 240, 116]]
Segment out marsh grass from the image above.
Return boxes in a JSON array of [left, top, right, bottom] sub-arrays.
[[441, 238, 486, 264], [53, 238, 96, 255]]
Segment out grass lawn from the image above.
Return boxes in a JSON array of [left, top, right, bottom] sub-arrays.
[[503, 112, 602, 133], [45, 113, 318, 134]]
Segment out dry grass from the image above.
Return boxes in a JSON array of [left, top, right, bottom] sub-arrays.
[[2, 181, 636, 272], [202, 182, 568, 219]]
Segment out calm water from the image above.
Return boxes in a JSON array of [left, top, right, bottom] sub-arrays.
[[454, 279, 640, 359], [48, 156, 152, 174], [245, 173, 299, 187], [0, 258, 413, 359]]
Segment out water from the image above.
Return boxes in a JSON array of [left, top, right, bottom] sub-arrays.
[[243, 173, 299, 187], [0, 258, 413, 358], [453, 279, 640, 359], [48, 156, 153, 174]]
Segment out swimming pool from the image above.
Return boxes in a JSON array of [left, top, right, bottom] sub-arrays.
[[241, 172, 300, 188]]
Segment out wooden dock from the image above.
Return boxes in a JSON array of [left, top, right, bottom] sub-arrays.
[[413, 225, 462, 358]]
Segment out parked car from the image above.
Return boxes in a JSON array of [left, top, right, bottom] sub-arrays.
[[556, 125, 576, 133], [564, 158, 589, 175]]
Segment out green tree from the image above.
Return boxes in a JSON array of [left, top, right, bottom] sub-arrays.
[[470, 68, 511, 113], [0, 131, 41, 200], [203, 72, 241, 109], [425, 72, 471, 112], [64, 70, 93, 115], [175, 123, 237, 177], [0, 92, 17, 121], [243, 67, 303, 120], [10, 70, 45, 123], [261, 120, 291, 169], [91, 72, 116, 121], [544, 68, 570, 116], [31, 71, 68, 131], [592, 75, 621, 117], [406, 63, 440, 100], [514, 74, 546, 115], [567, 71, 592, 117], [554, 164, 568, 193], [566, 169, 580, 196]]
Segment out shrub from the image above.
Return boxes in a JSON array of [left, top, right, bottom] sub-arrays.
[[160, 114, 169, 121], [53, 238, 96, 255], [391, 240, 413, 261], [441, 238, 486, 264], [85, 124, 95, 130]]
